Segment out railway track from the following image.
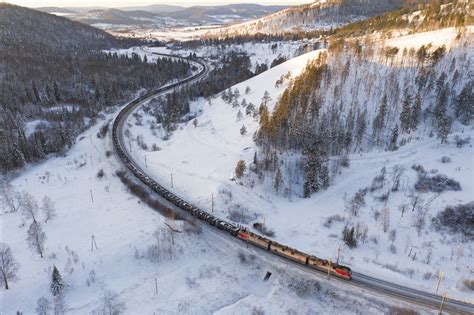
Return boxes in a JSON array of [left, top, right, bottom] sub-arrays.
[[112, 52, 474, 314]]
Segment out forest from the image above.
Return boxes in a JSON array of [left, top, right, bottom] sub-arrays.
[[254, 29, 472, 198], [0, 4, 190, 172]]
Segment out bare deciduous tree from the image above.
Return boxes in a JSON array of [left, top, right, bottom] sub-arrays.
[[0, 243, 19, 289], [94, 290, 126, 315], [0, 181, 20, 213], [20, 191, 39, 223], [35, 297, 51, 315], [41, 196, 56, 223], [27, 221, 46, 258]]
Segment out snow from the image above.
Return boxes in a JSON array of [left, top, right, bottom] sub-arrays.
[[1, 77, 421, 314], [24, 120, 50, 138], [125, 27, 474, 303], [384, 26, 474, 51]]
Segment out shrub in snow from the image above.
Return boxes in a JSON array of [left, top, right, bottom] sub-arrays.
[[440, 156, 451, 163], [414, 174, 461, 193], [287, 275, 321, 298], [227, 204, 257, 224], [455, 135, 470, 148], [411, 164, 426, 174], [432, 202, 474, 240], [36, 297, 51, 315], [253, 222, 275, 237], [183, 220, 202, 235], [370, 167, 386, 192], [345, 188, 367, 216], [94, 290, 125, 315], [342, 225, 357, 248], [252, 306, 265, 315], [463, 279, 474, 291], [97, 169, 105, 179], [323, 215, 345, 228]]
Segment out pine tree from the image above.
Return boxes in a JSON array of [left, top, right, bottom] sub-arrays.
[[53, 80, 61, 102], [274, 167, 282, 194], [261, 90, 271, 106], [246, 103, 255, 116], [51, 266, 64, 297], [455, 83, 473, 124], [356, 109, 367, 145], [411, 93, 422, 131], [232, 99, 239, 108], [433, 85, 448, 128], [437, 116, 452, 144], [240, 124, 247, 136], [373, 95, 387, 143], [32, 81, 41, 103], [245, 86, 251, 94], [233, 88, 240, 100], [303, 147, 321, 198], [399, 90, 411, 133], [389, 124, 399, 151], [236, 110, 243, 121]]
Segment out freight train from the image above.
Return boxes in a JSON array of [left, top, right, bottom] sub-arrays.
[[112, 52, 352, 281]]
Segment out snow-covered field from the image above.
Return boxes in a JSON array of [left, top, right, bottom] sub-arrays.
[[1, 93, 422, 313], [125, 27, 474, 303]]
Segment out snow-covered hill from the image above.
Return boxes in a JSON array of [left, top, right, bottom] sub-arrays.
[[125, 27, 474, 302], [200, 0, 405, 37]]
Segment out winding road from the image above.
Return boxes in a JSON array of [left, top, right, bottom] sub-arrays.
[[113, 52, 474, 314]]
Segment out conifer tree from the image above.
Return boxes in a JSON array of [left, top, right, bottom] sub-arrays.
[[389, 124, 399, 151], [411, 93, 422, 131], [399, 90, 411, 133], [373, 95, 387, 143], [51, 266, 64, 297], [455, 83, 473, 124], [240, 124, 247, 136], [274, 167, 282, 193]]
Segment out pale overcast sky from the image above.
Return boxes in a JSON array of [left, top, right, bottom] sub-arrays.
[[5, 0, 314, 8]]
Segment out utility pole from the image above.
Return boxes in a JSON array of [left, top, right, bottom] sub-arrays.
[[171, 173, 173, 188], [439, 291, 448, 314], [91, 235, 98, 252], [211, 193, 214, 212], [129, 140, 132, 152], [145, 154, 148, 169], [436, 271, 444, 293], [90, 189, 94, 203], [337, 245, 341, 264], [155, 278, 158, 296]]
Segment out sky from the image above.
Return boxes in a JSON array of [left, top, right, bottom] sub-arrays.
[[4, 0, 314, 8]]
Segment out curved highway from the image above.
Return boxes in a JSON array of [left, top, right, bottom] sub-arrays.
[[112, 52, 474, 314]]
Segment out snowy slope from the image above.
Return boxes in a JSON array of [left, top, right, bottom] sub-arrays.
[[126, 28, 474, 302]]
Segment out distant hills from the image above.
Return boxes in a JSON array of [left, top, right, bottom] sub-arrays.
[[214, 0, 411, 36], [37, 3, 288, 26]]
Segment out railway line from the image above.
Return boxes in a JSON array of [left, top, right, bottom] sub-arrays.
[[112, 52, 474, 314]]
